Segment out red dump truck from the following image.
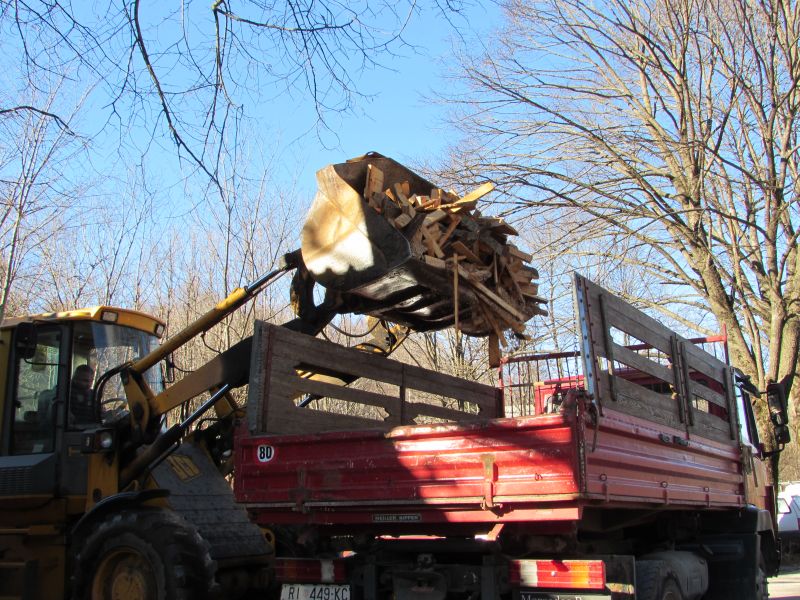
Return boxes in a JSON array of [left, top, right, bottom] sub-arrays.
[[234, 274, 789, 600]]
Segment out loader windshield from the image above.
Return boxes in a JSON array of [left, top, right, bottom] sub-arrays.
[[71, 321, 163, 425]]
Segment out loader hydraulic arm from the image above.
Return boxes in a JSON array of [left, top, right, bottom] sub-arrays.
[[118, 251, 303, 439]]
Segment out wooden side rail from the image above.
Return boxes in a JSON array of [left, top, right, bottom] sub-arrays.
[[574, 274, 736, 443], [247, 322, 502, 434]]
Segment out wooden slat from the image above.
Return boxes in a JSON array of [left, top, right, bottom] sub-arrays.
[[610, 341, 674, 384], [400, 363, 498, 414], [687, 380, 728, 408], [268, 380, 392, 430], [270, 327, 404, 386], [599, 302, 673, 355], [405, 402, 484, 422], [267, 409, 385, 434], [682, 342, 727, 383], [581, 278, 673, 355], [286, 376, 398, 412], [691, 410, 734, 443], [608, 376, 682, 430]]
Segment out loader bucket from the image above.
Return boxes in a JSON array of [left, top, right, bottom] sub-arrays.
[[301, 152, 546, 335], [301, 153, 479, 332], [301, 154, 417, 292]]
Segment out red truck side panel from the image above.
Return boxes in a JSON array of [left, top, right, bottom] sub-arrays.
[[236, 400, 744, 530], [236, 412, 582, 526], [585, 407, 743, 507]]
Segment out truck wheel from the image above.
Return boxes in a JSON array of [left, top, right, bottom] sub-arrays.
[[755, 557, 768, 600], [635, 561, 683, 600], [71, 509, 216, 600]]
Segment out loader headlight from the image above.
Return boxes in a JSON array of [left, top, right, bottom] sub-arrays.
[[81, 428, 116, 454]]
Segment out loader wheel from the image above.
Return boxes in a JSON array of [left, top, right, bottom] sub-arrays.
[[71, 508, 216, 600], [635, 561, 683, 600]]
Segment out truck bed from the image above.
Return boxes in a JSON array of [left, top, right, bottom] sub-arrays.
[[235, 275, 746, 533], [235, 402, 742, 532]]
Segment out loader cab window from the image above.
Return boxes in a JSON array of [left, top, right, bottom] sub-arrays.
[[72, 321, 163, 426], [11, 326, 62, 454]]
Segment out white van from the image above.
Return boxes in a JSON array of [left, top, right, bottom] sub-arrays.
[[778, 482, 800, 552]]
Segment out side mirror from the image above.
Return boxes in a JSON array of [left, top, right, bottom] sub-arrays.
[[14, 322, 38, 360], [766, 382, 791, 448], [163, 353, 176, 384]]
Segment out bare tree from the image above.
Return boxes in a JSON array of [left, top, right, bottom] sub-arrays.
[[0, 86, 87, 320], [1, 0, 465, 187], [447, 0, 800, 437]]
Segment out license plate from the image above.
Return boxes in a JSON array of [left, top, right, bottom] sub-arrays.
[[519, 592, 610, 600], [280, 584, 350, 600]]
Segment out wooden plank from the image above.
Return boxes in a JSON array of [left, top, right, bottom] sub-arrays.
[[687, 380, 728, 408], [582, 278, 675, 354], [364, 164, 384, 198], [269, 327, 404, 386], [682, 342, 727, 383], [393, 183, 411, 206], [401, 363, 499, 413], [405, 402, 485, 422], [458, 181, 495, 204], [507, 245, 533, 262], [423, 255, 447, 269], [272, 377, 487, 426], [610, 341, 674, 384], [439, 216, 461, 246], [423, 210, 448, 226], [422, 228, 445, 258], [599, 302, 673, 356], [487, 218, 519, 236], [267, 409, 386, 434], [457, 265, 529, 322], [691, 409, 734, 443], [403, 374, 499, 413], [449, 240, 482, 263], [287, 377, 398, 412], [394, 213, 412, 228], [269, 378, 403, 428], [488, 333, 501, 368], [271, 343, 404, 387], [608, 375, 682, 430]]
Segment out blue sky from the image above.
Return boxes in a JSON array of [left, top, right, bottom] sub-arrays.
[[0, 1, 503, 210], [235, 3, 503, 198]]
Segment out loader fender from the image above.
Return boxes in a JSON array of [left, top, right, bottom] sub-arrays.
[[70, 488, 170, 541]]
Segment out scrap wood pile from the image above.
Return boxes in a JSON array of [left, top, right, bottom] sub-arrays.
[[361, 163, 548, 348]]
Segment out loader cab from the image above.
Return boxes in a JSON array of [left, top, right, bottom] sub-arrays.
[[0, 307, 165, 502]]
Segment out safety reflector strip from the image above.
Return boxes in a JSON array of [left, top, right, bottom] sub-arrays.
[[274, 558, 347, 583], [508, 559, 606, 590]]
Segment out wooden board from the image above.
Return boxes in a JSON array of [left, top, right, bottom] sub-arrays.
[[610, 341, 674, 384], [249, 321, 500, 434], [607, 376, 683, 430]]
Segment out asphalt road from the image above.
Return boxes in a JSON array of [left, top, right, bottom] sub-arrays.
[[771, 567, 800, 599]]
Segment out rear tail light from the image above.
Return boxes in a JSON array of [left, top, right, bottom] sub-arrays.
[[509, 559, 606, 590], [274, 558, 347, 584]]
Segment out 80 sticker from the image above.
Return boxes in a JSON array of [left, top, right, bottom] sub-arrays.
[[257, 444, 275, 463]]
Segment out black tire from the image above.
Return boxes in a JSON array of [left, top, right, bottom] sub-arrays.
[[71, 508, 217, 600], [755, 555, 769, 600], [636, 560, 684, 600]]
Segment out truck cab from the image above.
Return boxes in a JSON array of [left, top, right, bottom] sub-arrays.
[[0, 306, 165, 598]]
